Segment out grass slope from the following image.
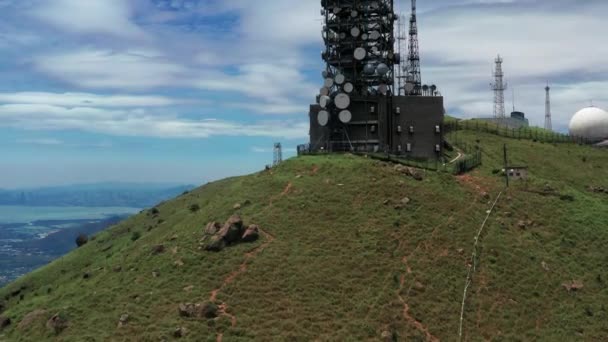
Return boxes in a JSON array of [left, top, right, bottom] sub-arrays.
[[1, 131, 607, 341]]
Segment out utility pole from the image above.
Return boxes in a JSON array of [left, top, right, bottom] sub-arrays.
[[545, 82, 552, 131], [503, 144, 509, 187]]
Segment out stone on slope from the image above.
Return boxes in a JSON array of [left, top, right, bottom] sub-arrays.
[[204, 222, 221, 235], [242, 224, 260, 242], [0, 315, 10, 330], [218, 215, 244, 244], [46, 313, 68, 334], [205, 235, 225, 252]]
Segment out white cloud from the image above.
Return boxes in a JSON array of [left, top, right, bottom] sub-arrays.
[[0, 92, 185, 107], [0, 104, 308, 139], [29, 0, 145, 38], [17, 138, 64, 146]]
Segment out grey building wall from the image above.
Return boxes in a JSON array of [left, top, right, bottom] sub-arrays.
[[308, 95, 444, 159]]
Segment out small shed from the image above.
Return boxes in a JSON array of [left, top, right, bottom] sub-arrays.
[[504, 166, 528, 180]]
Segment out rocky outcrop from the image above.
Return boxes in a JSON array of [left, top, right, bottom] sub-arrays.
[[201, 215, 262, 252], [178, 302, 217, 319], [0, 316, 10, 330], [18, 309, 47, 331], [151, 245, 165, 255]]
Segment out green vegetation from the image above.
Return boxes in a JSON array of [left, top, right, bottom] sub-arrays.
[[1, 128, 608, 341]]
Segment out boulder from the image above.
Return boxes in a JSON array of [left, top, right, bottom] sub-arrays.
[[218, 215, 244, 244], [178, 303, 196, 317], [242, 225, 260, 242], [401, 197, 411, 205], [204, 222, 221, 235], [233, 203, 242, 210], [407, 167, 424, 181], [0, 315, 10, 330], [562, 280, 584, 292], [46, 313, 68, 334], [205, 235, 225, 252], [178, 303, 216, 319], [201, 302, 218, 319]]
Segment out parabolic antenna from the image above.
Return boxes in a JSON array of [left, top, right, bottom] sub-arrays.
[[343, 82, 354, 93], [324, 77, 334, 88], [369, 31, 381, 40], [363, 63, 376, 75], [351, 10, 358, 18], [320, 87, 330, 96], [335, 93, 351, 109], [339, 110, 352, 123], [362, 33, 368, 40], [376, 63, 390, 75], [322, 70, 329, 78], [319, 95, 331, 108], [335, 73, 345, 85], [340, 32, 346, 39], [354, 47, 367, 61], [405, 82, 415, 92], [351, 27, 360, 37], [318, 110, 329, 127]]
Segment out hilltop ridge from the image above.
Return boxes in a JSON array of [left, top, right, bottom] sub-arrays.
[[1, 128, 608, 341]]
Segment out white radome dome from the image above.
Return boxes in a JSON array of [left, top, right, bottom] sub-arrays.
[[569, 106, 608, 142]]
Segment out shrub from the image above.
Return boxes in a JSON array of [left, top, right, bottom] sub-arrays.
[[189, 204, 201, 212], [75, 234, 88, 247], [150, 208, 160, 215], [131, 231, 141, 242]]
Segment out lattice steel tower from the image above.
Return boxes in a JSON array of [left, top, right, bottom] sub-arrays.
[[407, 0, 421, 96], [545, 83, 552, 131], [273, 143, 282, 167], [491, 55, 507, 119]]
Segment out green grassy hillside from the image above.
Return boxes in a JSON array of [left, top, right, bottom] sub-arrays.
[[1, 130, 608, 341]]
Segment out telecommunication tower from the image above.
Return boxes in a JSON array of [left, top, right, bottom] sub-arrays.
[[395, 14, 408, 96], [273, 143, 283, 167], [490, 55, 508, 119], [545, 83, 552, 131], [407, 0, 422, 96]]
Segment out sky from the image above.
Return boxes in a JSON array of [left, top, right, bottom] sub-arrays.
[[0, 0, 606, 188]]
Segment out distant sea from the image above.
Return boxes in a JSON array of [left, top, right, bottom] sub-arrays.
[[0, 205, 141, 224]]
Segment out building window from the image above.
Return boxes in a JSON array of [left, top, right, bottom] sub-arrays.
[[371, 125, 376, 133], [370, 106, 375, 113], [435, 125, 441, 133], [409, 126, 414, 134], [406, 143, 412, 152], [395, 107, 401, 114], [397, 125, 402, 134]]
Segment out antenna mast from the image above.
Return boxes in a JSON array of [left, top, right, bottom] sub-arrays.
[[407, 0, 422, 96], [273, 143, 283, 167], [545, 83, 552, 131], [490, 55, 507, 119], [396, 14, 408, 96]]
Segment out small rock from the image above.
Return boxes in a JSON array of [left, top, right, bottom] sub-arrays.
[[383, 199, 390, 205], [541, 261, 550, 271], [517, 220, 527, 229], [381, 330, 392, 341], [481, 192, 490, 200], [152, 271, 160, 278], [204, 222, 221, 235], [178, 303, 195, 317], [183, 285, 194, 292], [174, 260, 184, 267], [171, 246, 178, 255], [0, 315, 11, 330], [113, 266, 122, 272], [170, 234, 178, 241], [401, 197, 411, 205], [46, 313, 68, 334], [174, 327, 187, 338], [414, 281, 425, 291], [242, 224, 260, 242], [337, 183, 344, 187], [233, 203, 241, 210], [151, 245, 165, 255], [83, 272, 91, 279], [295, 175, 303, 179], [118, 314, 129, 327], [457, 248, 465, 254]]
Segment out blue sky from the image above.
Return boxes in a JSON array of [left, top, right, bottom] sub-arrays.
[[0, 0, 606, 188]]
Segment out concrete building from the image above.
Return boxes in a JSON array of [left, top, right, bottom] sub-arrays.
[[474, 111, 529, 129]]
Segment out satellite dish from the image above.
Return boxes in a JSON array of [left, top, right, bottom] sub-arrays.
[[322, 70, 329, 78], [362, 34, 368, 40], [319, 95, 331, 108], [335, 74, 345, 85], [324, 78, 334, 88], [369, 31, 381, 40], [333, 7, 341, 14], [335, 93, 351, 109], [363, 63, 376, 75], [350, 27, 360, 37], [318, 110, 329, 127], [343, 82, 354, 93], [351, 10, 358, 17], [376, 63, 390, 75], [354, 47, 367, 61], [339, 110, 352, 123], [405, 83, 414, 92], [320, 87, 330, 96], [378, 84, 388, 95], [340, 32, 346, 39]]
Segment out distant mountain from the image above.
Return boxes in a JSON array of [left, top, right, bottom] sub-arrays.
[[0, 183, 196, 207]]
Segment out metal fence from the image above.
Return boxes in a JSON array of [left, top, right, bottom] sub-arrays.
[[444, 120, 591, 145]]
